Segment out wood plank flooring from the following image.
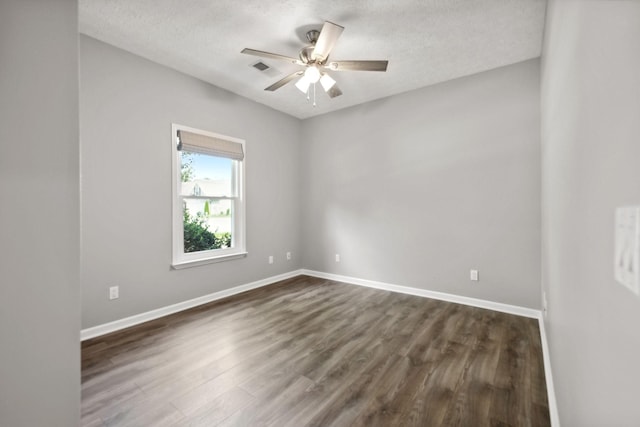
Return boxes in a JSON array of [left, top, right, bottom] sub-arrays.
[[81, 275, 550, 426]]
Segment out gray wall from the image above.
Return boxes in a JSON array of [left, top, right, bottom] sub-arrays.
[[80, 36, 302, 328], [0, 1, 80, 425], [541, 1, 640, 425], [301, 60, 541, 309]]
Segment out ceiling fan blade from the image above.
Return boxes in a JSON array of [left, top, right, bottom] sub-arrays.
[[327, 84, 343, 98], [312, 21, 344, 62], [264, 71, 303, 91], [326, 60, 388, 72], [241, 48, 301, 65]]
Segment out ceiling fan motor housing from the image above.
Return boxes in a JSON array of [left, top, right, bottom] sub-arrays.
[[300, 29, 323, 64], [299, 45, 316, 64]]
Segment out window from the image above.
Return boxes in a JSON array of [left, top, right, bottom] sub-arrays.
[[171, 124, 246, 268]]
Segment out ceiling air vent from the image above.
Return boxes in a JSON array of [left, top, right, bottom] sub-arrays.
[[252, 61, 270, 71]]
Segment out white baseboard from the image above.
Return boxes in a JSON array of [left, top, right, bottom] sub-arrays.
[[301, 269, 540, 319], [80, 269, 304, 341], [537, 315, 560, 427]]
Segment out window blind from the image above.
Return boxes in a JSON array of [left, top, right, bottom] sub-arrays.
[[177, 130, 244, 160]]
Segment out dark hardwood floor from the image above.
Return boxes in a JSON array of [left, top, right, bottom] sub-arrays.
[[81, 275, 550, 427]]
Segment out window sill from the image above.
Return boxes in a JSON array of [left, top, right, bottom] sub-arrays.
[[171, 251, 248, 270]]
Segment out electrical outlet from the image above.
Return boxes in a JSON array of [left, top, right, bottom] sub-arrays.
[[335, 254, 340, 263], [109, 286, 119, 300], [286, 252, 291, 261], [470, 269, 479, 281], [268, 255, 274, 264]]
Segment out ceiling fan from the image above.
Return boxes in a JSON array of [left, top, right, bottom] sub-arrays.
[[241, 21, 388, 105]]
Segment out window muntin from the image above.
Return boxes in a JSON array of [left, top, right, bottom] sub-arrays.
[[172, 124, 246, 268]]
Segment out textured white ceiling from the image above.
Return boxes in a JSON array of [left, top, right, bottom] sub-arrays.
[[79, 0, 547, 119]]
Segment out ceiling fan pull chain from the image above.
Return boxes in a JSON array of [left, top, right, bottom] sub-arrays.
[[313, 83, 316, 107]]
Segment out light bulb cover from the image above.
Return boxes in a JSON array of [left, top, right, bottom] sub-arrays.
[[295, 75, 311, 93], [319, 73, 336, 92], [304, 66, 321, 83]]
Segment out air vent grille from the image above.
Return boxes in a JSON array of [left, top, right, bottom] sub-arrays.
[[252, 62, 270, 71]]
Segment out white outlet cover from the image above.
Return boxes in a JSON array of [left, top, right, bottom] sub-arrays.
[[614, 206, 640, 295]]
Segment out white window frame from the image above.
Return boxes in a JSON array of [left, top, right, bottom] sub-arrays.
[[171, 123, 246, 269]]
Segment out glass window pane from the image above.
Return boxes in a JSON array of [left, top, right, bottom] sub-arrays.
[[183, 198, 233, 253], [180, 151, 233, 197]]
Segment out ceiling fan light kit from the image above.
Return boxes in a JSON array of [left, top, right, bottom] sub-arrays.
[[304, 66, 321, 83], [319, 73, 336, 91], [241, 21, 389, 107], [295, 75, 311, 93]]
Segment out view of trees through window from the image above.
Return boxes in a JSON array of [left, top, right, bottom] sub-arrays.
[[181, 151, 233, 253]]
